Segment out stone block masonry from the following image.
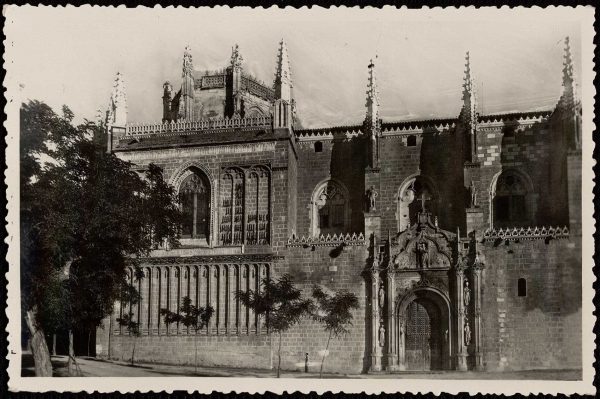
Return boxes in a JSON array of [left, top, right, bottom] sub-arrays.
[[480, 236, 581, 371]]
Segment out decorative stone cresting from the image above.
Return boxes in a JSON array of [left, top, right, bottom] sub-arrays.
[[286, 232, 365, 247], [483, 226, 569, 241], [125, 115, 273, 137]]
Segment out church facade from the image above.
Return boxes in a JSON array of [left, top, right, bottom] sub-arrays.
[[96, 38, 582, 374]]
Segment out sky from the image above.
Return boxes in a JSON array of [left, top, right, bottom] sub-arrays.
[[6, 6, 584, 128]]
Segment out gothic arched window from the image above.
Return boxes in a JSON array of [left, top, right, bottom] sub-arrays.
[[311, 180, 349, 236], [492, 171, 530, 228], [179, 171, 210, 240]]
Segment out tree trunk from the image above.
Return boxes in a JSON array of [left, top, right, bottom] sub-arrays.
[[87, 331, 91, 357], [194, 333, 198, 374], [24, 309, 52, 376], [320, 330, 332, 379], [277, 331, 282, 378], [52, 334, 56, 356], [67, 329, 74, 376], [131, 337, 136, 365]]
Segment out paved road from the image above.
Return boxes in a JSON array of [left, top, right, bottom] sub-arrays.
[[23, 354, 583, 379]]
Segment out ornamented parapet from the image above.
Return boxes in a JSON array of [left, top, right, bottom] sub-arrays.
[[286, 232, 366, 247], [483, 226, 569, 241], [125, 115, 273, 137]]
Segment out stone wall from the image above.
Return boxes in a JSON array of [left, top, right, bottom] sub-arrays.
[[279, 243, 369, 374], [295, 136, 366, 237], [377, 128, 460, 236], [480, 235, 581, 371]]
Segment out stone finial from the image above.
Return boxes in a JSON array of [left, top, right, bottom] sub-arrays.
[[107, 71, 127, 126], [274, 39, 293, 103], [230, 44, 243, 69], [163, 81, 173, 97], [365, 57, 380, 132]]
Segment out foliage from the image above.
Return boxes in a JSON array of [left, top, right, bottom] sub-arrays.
[[311, 285, 359, 378], [236, 274, 313, 377], [311, 286, 359, 337], [160, 296, 214, 333], [236, 274, 313, 334], [116, 312, 140, 338], [20, 100, 183, 374], [161, 296, 214, 373]]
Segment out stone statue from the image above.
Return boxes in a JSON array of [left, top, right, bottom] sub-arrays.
[[463, 279, 471, 308], [378, 324, 385, 347], [464, 322, 472, 346], [367, 186, 378, 212], [416, 241, 429, 268], [378, 284, 385, 310], [469, 180, 478, 207]]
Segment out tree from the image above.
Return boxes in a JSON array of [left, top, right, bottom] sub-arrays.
[[20, 100, 183, 375], [115, 268, 144, 366], [311, 285, 359, 378], [116, 313, 141, 365], [160, 296, 214, 374], [236, 274, 313, 378]]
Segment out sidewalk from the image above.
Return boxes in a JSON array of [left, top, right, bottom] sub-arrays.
[[22, 353, 582, 380]]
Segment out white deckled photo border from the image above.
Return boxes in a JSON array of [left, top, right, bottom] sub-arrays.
[[3, 5, 596, 395]]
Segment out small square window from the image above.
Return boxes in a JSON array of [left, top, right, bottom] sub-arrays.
[[407, 135, 417, 147], [314, 141, 323, 152]]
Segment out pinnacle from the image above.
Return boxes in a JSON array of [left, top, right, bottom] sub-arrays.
[[274, 39, 293, 97], [563, 36, 574, 86]]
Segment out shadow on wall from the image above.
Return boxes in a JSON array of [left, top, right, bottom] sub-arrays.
[[329, 132, 366, 234], [418, 127, 460, 231]]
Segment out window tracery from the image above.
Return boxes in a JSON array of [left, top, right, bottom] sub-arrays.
[[220, 166, 270, 245], [179, 171, 210, 241], [311, 180, 349, 236], [492, 170, 531, 228]]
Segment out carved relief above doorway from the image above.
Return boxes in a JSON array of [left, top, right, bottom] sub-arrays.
[[366, 211, 484, 372]]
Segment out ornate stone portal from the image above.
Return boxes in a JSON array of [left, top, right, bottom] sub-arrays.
[[367, 212, 485, 372]]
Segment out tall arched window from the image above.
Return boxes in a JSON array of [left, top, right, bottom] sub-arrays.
[[311, 180, 349, 236], [179, 171, 210, 240], [397, 176, 437, 232], [492, 170, 530, 228]]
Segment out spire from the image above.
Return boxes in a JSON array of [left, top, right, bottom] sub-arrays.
[[107, 71, 127, 126], [179, 45, 194, 121], [461, 52, 478, 162], [274, 39, 293, 103], [561, 36, 578, 107], [462, 51, 477, 123], [365, 57, 380, 132], [559, 36, 581, 151]]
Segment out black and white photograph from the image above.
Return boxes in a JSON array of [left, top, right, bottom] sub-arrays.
[[3, 5, 595, 395]]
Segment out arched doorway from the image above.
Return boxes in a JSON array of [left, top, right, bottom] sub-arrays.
[[397, 288, 451, 371]]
